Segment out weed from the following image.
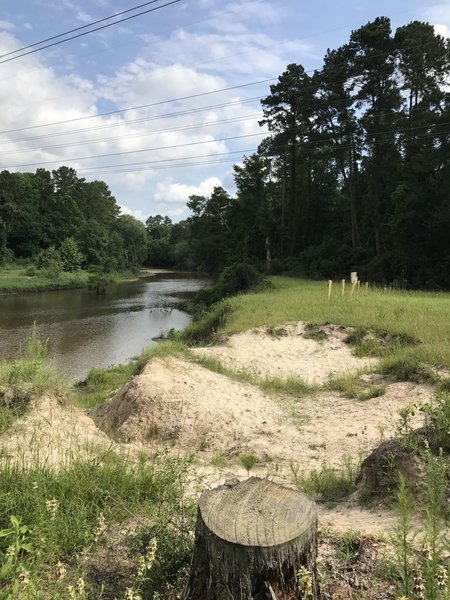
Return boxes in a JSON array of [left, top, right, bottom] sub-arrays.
[[379, 352, 436, 383], [336, 529, 361, 562], [182, 303, 231, 345], [326, 373, 385, 401], [291, 456, 357, 503], [240, 453, 257, 476]]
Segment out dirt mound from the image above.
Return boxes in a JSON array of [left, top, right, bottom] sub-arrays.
[[91, 356, 308, 460], [193, 322, 377, 384]]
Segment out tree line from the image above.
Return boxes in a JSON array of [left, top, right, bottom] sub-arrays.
[[1, 17, 449, 288], [0, 166, 148, 272], [148, 17, 450, 289]]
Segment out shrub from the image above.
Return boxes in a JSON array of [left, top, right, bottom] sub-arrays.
[[194, 262, 264, 308]]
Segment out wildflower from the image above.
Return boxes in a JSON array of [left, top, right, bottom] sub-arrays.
[[45, 497, 59, 520], [137, 538, 158, 576], [56, 561, 67, 580], [18, 569, 31, 585], [297, 566, 313, 598], [93, 512, 106, 542], [412, 567, 425, 600], [32, 481, 38, 490], [5, 545, 16, 558], [67, 585, 76, 599], [76, 577, 85, 596], [437, 565, 448, 588], [124, 589, 142, 600]]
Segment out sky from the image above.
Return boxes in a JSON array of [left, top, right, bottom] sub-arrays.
[[0, 0, 449, 222]]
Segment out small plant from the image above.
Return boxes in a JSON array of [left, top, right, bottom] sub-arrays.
[[240, 453, 257, 477], [293, 457, 357, 503], [337, 529, 361, 562], [0, 515, 33, 596]]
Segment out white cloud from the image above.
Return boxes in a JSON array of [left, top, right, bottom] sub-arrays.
[[154, 176, 223, 204], [0, 20, 14, 30], [434, 24, 450, 38], [119, 204, 146, 222]]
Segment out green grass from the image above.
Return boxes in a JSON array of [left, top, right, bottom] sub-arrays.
[[290, 456, 358, 503], [0, 327, 68, 428], [326, 373, 386, 401], [0, 453, 195, 599], [0, 264, 136, 293], [224, 277, 450, 368], [0, 265, 89, 292]]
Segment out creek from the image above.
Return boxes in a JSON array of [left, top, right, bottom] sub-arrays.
[[0, 272, 208, 382]]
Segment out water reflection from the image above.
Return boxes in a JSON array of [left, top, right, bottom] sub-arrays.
[[0, 273, 208, 382]]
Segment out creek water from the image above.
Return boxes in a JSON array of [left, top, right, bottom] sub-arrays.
[[0, 272, 208, 382]]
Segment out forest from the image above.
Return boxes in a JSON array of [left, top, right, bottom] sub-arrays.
[[1, 17, 450, 288]]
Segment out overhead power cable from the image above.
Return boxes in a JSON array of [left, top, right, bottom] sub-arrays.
[[1, 132, 269, 170], [0, 0, 181, 66], [2, 113, 263, 155], [0, 78, 276, 136], [0, 1, 165, 59]]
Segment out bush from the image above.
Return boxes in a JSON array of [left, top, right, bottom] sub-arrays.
[[58, 237, 84, 272], [194, 262, 264, 308]]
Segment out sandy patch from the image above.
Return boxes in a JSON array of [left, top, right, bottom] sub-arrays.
[[193, 322, 376, 384], [2, 321, 437, 538]]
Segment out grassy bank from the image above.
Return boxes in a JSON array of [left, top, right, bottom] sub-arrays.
[[0, 265, 136, 293], [222, 277, 450, 368]]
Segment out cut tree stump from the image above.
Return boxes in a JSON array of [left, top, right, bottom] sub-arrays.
[[182, 477, 319, 600]]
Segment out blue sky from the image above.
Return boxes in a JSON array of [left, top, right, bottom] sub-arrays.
[[0, 0, 449, 221]]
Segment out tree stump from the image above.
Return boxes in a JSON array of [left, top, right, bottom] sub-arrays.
[[182, 477, 319, 600]]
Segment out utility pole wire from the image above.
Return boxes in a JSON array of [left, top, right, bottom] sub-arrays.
[[0, 0, 164, 59], [0, 0, 181, 66]]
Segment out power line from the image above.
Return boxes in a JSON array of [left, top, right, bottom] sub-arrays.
[[2, 113, 263, 156], [0, 0, 182, 66], [0, 78, 276, 136], [0, 1, 165, 60], [0, 132, 269, 170], [77, 149, 255, 173], [0, 98, 262, 146]]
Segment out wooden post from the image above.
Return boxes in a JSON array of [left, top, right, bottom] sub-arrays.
[[327, 279, 333, 301], [341, 279, 346, 298], [183, 477, 319, 600]]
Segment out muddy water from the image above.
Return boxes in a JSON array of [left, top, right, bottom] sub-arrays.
[[0, 272, 208, 382]]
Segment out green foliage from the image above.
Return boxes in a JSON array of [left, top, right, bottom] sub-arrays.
[[239, 453, 258, 476], [379, 352, 436, 383], [291, 457, 357, 503], [421, 392, 450, 452], [35, 245, 62, 271], [326, 373, 386, 401], [58, 237, 84, 271], [181, 303, 231, 345], [75, 341, 184, 409], [0, 326, 67, 424], [336, 530, 361, 562], [194, 262, 264, 308], [0, 515, 33, 597], [0, 454, 193, 599]]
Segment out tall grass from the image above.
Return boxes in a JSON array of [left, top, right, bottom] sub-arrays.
[[0, 327, 67, 429], [0, 453, 195, 599]]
